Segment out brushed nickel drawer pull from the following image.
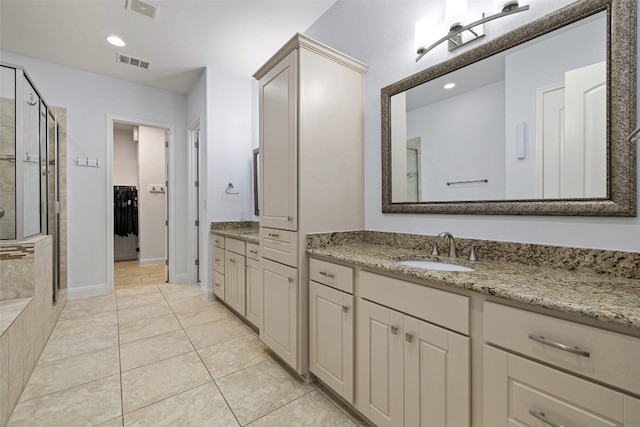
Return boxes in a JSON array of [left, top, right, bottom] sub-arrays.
[[268, 233, 280, 237], [528, 334, 590, 358], [528, 409, 565, 427], [215, 258, 220, 262], [229, 259, 236, 263], [342, 306, 349, 313], [319, 271, 335, 278], [249, 250, 258, 254], [405, 333, 413, 343], [288, 277, 293, 283], [287, 216, 292, 221], [390, 325, 398, 335]]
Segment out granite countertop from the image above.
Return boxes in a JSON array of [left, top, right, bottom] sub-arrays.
[[211, 227, 260, 244], [308, 242, 640, 331]]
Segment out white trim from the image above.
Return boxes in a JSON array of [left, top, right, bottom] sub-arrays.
[[67, 283, 110, 299], [188, 118, 200, 284], [139, 257, 166, 266], [535, 81, 565, 199], [106, 114, 176, 288]]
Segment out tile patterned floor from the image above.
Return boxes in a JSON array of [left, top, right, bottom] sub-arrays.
[[114, 260, 166, 290], [7, 282, 366, 426]]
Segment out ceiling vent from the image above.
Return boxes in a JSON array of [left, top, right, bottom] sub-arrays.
[[116, 53, 150, 70], [125, 0, 158, 20]]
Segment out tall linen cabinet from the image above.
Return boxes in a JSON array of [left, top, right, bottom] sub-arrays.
[[254, 34, 366, 375]]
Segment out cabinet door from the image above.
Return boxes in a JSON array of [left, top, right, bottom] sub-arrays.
[[358, 299, 404, 427], [309, 281, 354, 403], [260, 259, 298, 369], [246, 258, 262, 329], [224, 251, 245, 316], [259, 50, 297, 231], [484, 345, 640, 427], [403, 315, 470, 427]]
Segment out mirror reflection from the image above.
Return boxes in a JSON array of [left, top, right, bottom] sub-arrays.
[[391, 11, 606, 203]]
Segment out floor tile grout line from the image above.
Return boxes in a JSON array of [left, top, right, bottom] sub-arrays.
[[192, 328, 255, 353], [241, 387, 318, 426], [210, 378, 243, 426]]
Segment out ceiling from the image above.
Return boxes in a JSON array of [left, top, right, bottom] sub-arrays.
[[0, 0, 337, 94]]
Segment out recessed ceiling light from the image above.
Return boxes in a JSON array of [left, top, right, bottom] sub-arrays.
[[444, 83, 456, 89], [106, 35, 126, 47]]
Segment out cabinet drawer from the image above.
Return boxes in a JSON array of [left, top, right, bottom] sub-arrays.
[[484, 345, 640, 427], [484, 302, 640, 395], [226, 238, 245, 256], [213, 273, 225, 300], [213, 234, 225, 249], [247, 243, 260, 261], [260, 227, 298, 267], [309, 258, 353, 294], [213, 247, 225, 274], [360, 271, 469, 335]]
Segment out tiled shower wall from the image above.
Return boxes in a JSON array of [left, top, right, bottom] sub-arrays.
[[0, 97, 16, 240]]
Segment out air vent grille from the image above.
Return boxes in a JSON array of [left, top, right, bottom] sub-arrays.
[[125, 0, 158, 20], [116, 53, 150, 70]]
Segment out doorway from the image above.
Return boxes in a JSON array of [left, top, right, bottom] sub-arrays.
[[106, 115, 174, 291]]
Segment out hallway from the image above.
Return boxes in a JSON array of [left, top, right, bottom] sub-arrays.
[[7, 282, 364, 426]]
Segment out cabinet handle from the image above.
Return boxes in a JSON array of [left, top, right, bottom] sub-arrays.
[[528, 410, 565, 427], [268, 233, 279, 237], [342, 306, 349, 313], [390, 325, 398, 335], [215, 258, 220, 262], [405, 333, 413, 343], [288, 277, 293, 283], [287, 216, 292, 221], [319, 271, 335, 278], [528, 334, 590, 358], [215, 239, 220, 244], [249, 250, 258, 254], [229, 259, 236, 263]]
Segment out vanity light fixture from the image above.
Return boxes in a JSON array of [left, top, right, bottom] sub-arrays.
[[106, 35, 126, 47], [415, 0, 529, 62]]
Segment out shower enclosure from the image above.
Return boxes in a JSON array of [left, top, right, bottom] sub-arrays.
[[0, 63, 63, 302]]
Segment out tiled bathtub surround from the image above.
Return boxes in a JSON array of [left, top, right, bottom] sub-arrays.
[[306, 231, 640, 330], [0, 235, 66, 426]]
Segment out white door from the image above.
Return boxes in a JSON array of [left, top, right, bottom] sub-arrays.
[[564, 61, 607, 198], [260, 258, 298, 368], [259, 50, 297, 231]]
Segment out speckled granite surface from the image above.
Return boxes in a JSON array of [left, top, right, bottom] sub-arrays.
[[210, 222, 259, 244], [307, 231, 640, 331]]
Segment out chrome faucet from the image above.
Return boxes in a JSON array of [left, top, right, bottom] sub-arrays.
[[438, 232, 457, 258]]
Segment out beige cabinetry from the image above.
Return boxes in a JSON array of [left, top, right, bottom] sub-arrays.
[[224, 240, 245, 317], [357, 271, 470, 427], [261, 258, 298, 368], [212, 234, 225, 300], [484, 301, 640, 426], [255, 34, 366, 374], [246, 243, 262, 329], [309, 259, 355, 403]]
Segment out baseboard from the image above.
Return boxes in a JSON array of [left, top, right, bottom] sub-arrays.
[[139, 257, 165, 266], [114, 253, 137, 261], [201, 285, 214, 301], [67, 283, 112, 299]]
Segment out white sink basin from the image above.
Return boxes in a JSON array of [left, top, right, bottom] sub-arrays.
[[399, 260, 475, 272]]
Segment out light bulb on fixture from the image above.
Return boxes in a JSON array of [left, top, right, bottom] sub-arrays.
[[106, 35, 126, 47], [446, 0, 468, 32]]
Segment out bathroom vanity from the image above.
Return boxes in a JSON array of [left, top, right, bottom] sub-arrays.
[[307, 231, 640, 426]]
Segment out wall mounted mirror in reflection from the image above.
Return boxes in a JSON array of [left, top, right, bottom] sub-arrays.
[[382, 0, 636, 216]]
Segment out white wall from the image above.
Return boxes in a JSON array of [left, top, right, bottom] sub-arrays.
[[113, 127, 137, 186], [0, 50, 190, 297], [305, 0, 640, 252], [137, 126, 166, 265], [406, 81, 505, 201], [206, 69, 254, 223]]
